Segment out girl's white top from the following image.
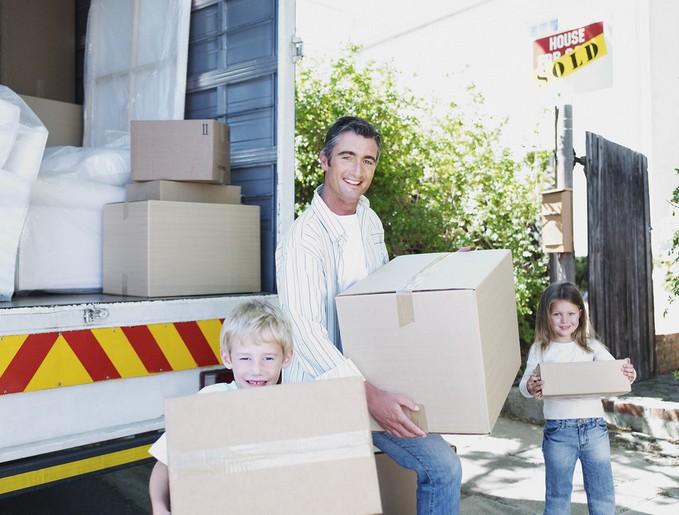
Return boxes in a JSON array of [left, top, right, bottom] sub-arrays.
[[519, 339, 615, 420]]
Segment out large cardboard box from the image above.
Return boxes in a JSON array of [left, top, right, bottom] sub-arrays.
[[19, 95, 83, 147], [0, 0, 76, 103], [103, 200, 260, 297], [336, 249, 521, 434], [125, 180, 241, 204], [537, 360, 631, 398], [164, 378, 382, 515], [131, 120, 230, 183]]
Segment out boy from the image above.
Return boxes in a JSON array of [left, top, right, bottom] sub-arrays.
[[148, 299, 294, 514]]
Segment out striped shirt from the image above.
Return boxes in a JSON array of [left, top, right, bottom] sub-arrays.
[[276, 186, 389, 383]]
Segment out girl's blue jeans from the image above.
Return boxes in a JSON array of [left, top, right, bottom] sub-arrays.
[[372, 431, 462, 515], [542, 418, 615, 515]]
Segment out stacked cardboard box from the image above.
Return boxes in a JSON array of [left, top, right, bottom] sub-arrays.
[[103, 120, 261, 297]]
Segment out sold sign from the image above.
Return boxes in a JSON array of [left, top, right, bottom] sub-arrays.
[[534, 22, 607, 84]]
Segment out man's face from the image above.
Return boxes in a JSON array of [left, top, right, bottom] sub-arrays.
[[320, 132, 378, 215], [221, 335, 292, 389]]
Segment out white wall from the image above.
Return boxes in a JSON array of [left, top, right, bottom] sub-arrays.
[[297, 0, 679, 333]]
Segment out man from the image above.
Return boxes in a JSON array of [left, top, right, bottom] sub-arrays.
[[276, 116, 462, 514]]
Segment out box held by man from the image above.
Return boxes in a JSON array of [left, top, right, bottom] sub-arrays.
[[336, 249, 521, 434]]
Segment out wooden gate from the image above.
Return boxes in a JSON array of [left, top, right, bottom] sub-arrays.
[[585, 132, 655, 380]]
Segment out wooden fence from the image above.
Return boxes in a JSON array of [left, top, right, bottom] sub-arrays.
[[585, 132, 655, 380]]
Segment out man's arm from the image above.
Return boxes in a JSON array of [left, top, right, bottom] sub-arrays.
[[277, 238, 354, 379], [149, 461, 171, 515]]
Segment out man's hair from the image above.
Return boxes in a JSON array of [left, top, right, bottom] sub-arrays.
[[321, 116, 382, 165], [220, 300, 293, 356]]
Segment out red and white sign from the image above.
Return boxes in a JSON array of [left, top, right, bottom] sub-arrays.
[[533, 21, 608, 84]]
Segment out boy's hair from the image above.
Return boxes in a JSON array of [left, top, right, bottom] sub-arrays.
[[534, 281, 598, 353], [220, 300, 293, 356], [322, 116, 382, 165]]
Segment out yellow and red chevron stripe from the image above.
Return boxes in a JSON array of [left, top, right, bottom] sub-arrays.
[[0, 320, 223, 394]]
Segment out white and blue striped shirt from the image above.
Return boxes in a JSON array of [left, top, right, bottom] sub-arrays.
[[276, 186, 389, 384]]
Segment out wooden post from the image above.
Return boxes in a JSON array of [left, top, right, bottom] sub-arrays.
[[549, 104, 576, 283]]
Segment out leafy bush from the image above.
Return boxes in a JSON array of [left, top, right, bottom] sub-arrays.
[[295, 48, 550, 349]]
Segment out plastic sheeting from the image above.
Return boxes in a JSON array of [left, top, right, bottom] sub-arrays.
[[14, 0, 191, 294], [0, 87, 48, 301], [83, 0, 191, 148]]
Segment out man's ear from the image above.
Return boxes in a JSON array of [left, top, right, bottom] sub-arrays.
[[221, 349, 233, 370], [319, 150, 329, 171]]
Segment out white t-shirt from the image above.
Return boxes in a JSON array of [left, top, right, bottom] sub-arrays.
[[149, 381, 237, 465], [334, 212, 367, 292]]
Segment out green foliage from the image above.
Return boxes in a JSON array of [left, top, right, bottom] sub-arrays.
[[295, 48, 550, 348]]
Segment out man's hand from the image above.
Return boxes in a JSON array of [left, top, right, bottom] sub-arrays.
[[365, 382, 426, 438]]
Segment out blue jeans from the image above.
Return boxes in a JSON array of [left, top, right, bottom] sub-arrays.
[[372, 431, 462, 515], [542, 418, 615, 515]]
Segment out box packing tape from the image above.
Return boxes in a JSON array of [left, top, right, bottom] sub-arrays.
[[171, 430, 372, 477], [395, 253, 452, 327]]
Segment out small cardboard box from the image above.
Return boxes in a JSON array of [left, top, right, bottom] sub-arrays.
[[103, 200, 260, 297], [375, 451, 416, 515], [537, 360, 631, 398], [131, 120, 230, 183], [0, 0, 76, 103], [126, 180, 241, 204], [336, 249, 521, 434], [19, 95, 83, 147], [164, 378, 382, 515]]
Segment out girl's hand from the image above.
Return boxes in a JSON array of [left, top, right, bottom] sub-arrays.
[[622, 357, 636, 383], [527, 374, 543, 398]]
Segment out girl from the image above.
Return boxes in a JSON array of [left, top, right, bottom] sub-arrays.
[[520, 281, 636, 515]]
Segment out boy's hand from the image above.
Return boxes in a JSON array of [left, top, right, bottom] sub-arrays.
[[622, 357, 636, 383], [365, 382, 426, 438], [527, 374, 543, 398]]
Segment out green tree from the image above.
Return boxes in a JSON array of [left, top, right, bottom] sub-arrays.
[[295, 48, 549, 349]]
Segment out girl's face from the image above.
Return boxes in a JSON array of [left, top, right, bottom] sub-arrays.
[[549, 300, 582, 343]]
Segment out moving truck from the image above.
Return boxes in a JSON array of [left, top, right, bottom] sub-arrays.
[[0, 0, 297, 496]]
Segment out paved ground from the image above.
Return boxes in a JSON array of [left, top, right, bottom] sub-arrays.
[[454, 415, 679, 515], [1, 374, 677, 514]]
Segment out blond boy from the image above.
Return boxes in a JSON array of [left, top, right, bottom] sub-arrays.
[[148, 300, 294, 514]]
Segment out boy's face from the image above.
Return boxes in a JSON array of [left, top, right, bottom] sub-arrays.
[[221, 335, 292, 389]]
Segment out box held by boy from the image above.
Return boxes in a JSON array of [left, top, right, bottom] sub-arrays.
[[164, 377, 382, 515], [537, 360, 631, 398], [336, 249, 521, 434], [103, 200, 260, 297], [131, 120, 230, 183], [126, 180, 241, 204]]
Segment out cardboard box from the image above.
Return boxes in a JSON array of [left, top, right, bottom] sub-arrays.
[[375, 452, 416, 515], [541, 188, 573, 253], [19, 95, 83, 147], [0, 0, 76, 103], [103, 200, 260, 297], [164, 378, 382, 515], [537, 360, 631, 398], [336, 249, 521, 434], [131, 120, 230, 183], [125, 180, 241, 204]]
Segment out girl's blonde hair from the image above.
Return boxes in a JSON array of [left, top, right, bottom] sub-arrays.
[[220, 300, 293, 356], [534, 281, 597, 353]]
